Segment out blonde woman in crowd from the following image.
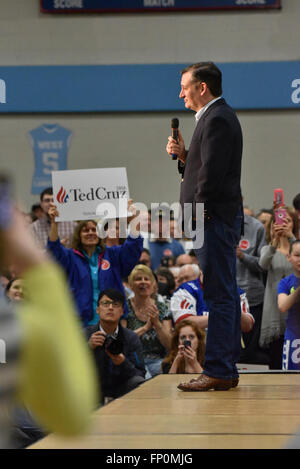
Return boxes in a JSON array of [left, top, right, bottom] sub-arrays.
[[126, 264, 172, 378]]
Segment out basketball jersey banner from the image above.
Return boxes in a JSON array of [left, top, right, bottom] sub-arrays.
[[29, 124, 72, 194], [40, 0, 281, 13]]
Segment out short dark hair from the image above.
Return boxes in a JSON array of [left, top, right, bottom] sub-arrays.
[[97, 289, 125, 306], [290, 239, 300, 254], [181, 62, 222, 97], [40, 187, 53, 202], [293, 193, 300, 211], [31, 203, 42, 212]]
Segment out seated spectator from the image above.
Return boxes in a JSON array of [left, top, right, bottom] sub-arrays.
[[155, 267, 176, 299], [86, 289, 145, 404], [5, 278, 23, 302], [31, 187, 77, 249], [169, 266, 180, 290], [162, 320, 205, 374], [47, 203, 143, 326], [170, 274, 208, 328], [256, 209, 273, 229], [278, 240, 300, 370], [259, 207, 299, 368], [148, 208, 185, 270], [170, 273, 254, 354], [126, 264, 172, 378], [177, 264, 203, 286], [188, 249, 200, 265], [175, 254, 193, 267]]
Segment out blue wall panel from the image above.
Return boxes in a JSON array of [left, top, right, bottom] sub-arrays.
[[0, 61, 299, 113]]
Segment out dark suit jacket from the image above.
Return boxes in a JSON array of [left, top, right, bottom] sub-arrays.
[[179, 98, 243, 227]]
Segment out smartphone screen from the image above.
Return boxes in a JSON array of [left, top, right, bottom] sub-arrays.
[[183, 340, 191, 348], [275, 208, 287, 225]]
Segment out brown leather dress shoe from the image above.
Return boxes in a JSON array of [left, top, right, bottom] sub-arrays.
[[177, 374, 233, 392], [231, 377, 239, 388], [187, 376, 239, 388]]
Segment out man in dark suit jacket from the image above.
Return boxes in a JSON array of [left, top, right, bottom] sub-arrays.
[[86, 289, 145, 404], [166, 62, 243, 391]]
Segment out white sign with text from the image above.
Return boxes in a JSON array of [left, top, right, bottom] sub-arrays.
[[52, 167, 129, 221]]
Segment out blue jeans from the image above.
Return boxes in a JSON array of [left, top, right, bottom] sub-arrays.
[[144, 356, 163, 380], [194, 211, 243, 380]]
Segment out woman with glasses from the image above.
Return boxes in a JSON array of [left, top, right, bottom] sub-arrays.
[[86, 288, 145, 403], [47, 203, 143, 327]]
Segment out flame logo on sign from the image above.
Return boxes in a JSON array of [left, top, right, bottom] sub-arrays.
[[56, 186, 69, 204]]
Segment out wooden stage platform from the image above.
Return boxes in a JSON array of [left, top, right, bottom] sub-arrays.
[[30, 372, 300, 450]]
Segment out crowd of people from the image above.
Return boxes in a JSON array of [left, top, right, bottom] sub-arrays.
[[1, 185, 300, 447]]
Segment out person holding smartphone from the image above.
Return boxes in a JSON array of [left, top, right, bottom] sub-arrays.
[[161, 320, 205, 374], [259, 205, 299, 368]]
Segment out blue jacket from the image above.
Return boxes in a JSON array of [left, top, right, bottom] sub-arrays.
[[47, 235, 143, 326]]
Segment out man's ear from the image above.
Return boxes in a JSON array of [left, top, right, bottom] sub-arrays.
[[199, 81, 207, 96]]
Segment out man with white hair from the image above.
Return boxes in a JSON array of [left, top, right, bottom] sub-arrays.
[[171, 264, 254, 338], [177, 264, 203, 286], [170, 264, 208, 327]]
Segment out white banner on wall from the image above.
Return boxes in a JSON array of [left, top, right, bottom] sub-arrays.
[[52, 167, 129, 222]]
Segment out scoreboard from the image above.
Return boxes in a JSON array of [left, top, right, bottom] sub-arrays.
[[40, 0, 281, 13]]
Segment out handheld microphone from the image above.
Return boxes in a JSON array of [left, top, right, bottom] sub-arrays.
[[171, 117, 179, 160]]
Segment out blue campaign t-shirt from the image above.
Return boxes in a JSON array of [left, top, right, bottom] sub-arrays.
[[83, 246, 102, 326], [148, 239, 185, 270], [278, 274, 300, 337]]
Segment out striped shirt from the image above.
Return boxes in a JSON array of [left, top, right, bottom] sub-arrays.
[[31, 216, 77, 249]]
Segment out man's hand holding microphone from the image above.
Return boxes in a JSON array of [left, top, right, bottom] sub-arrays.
[[166, 118, 187, 164]]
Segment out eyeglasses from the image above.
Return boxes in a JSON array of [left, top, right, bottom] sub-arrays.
[[99, 300, 122, 308]]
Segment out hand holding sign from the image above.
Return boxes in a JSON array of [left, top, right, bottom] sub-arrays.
[[48, 202, 60, 242], [48, 202, 59, 222]]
